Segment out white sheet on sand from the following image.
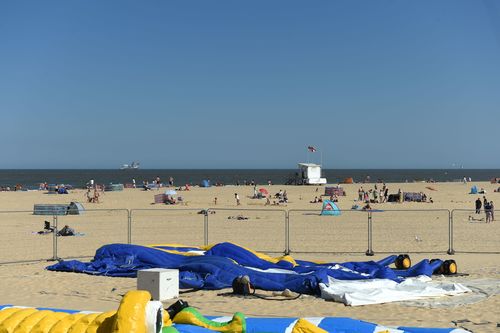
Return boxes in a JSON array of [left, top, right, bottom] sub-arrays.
[[319, 276, 471, 306]]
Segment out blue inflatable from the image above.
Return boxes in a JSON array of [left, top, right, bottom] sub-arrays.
[[47, 242, 443, 296]]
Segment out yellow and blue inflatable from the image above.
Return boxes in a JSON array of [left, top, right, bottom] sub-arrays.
[[0, 291, 467, 333], [48, 242, 444, 296]]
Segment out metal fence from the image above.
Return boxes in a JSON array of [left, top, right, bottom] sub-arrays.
[[288, 209, 369, 254], [0, 207, 498, 264], [370, 209, 451, 254], [56, 209, 129, 260], [451, 209, 499, 253], [130, 209, 205, 246], [206, 208, 287, 253]]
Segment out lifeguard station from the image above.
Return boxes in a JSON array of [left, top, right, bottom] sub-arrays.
[[297, 163, 327, 185]]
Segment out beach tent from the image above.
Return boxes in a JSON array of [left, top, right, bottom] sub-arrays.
[[470, 185, 478, 194], [200, 180, 211, 187], [67, 202, 85, 215], [105, 183, 124, 192], [321, 200, 341, 216], [33, 204, 68, 216]]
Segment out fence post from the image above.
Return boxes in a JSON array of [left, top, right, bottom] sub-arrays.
[[49, 215, 59, 261], [447, 210, 455, 255], [204, 209, 209, 246], [365, 211, 374, 256], [128, 209, 132, 244], [285, 211, 290, 255]]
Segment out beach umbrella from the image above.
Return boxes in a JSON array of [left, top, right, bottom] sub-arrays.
[[258, 188, 269, 195], [165, 189, 177, 196]]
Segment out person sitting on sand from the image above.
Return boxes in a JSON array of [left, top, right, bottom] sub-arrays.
[[58, 225, 75, 237], [310, 196, 318, 203]]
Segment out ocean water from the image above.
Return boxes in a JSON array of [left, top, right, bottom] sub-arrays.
[[0, 169, 498, 188]]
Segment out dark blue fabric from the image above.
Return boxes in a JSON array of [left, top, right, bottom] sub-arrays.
[[47, 243, 440, 295]]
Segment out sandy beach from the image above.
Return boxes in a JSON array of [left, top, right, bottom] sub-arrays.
[[0, 181, 499, 332]]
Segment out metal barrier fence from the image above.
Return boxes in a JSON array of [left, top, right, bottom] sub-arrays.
[[0, 210, 57, 264], [1, 207, 499, 265], [206, 208, 287, 253], [370, 209, 451, 254], [56, 209, 129, 260], [451, 209, 499, 253], [130, 209, 205, 246], [287, 210, 369, 254]]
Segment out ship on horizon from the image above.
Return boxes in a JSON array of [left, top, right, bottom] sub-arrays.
[[120, 161, 140, 170]]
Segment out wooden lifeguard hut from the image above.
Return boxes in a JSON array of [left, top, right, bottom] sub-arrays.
[[297, 163, 327, 185]]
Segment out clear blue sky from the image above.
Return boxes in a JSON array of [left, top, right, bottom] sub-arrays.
[[1, 1, 499, 169]]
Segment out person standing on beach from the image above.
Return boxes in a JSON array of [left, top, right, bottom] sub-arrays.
[[484, 201, 492, 223], [132, 178, 136, 188], [384, 187, 389, 203], [156, 176, 161, 190], [169, 177, 174, 187], [490, 201, 495, 221], [475, 198, 482, 214], [235, 193, 241, 206]]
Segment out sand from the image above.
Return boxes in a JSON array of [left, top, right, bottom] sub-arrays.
[[0, 181, 499, 332]]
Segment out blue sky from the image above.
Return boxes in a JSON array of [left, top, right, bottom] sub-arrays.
[[1, 1, 499, 169]]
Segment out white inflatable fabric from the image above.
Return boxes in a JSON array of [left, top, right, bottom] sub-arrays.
[[319, 275, 471, 306]]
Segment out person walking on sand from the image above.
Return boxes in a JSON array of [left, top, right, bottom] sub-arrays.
[[214, 197, 217, 205], [235, 193, 241, 206], [475, 198, 482, 214]]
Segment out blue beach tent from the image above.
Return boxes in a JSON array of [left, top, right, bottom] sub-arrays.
[[320, 200, 341, 216]]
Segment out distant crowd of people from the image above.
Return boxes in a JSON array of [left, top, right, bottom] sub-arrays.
[[358, 184, 390, 203]]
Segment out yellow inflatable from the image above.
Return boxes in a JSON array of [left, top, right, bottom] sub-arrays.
[[0, 291, 384, 333], [0, 291, 164, 333]]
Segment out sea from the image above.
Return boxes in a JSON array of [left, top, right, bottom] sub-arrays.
[[0, 169, 498, 188]]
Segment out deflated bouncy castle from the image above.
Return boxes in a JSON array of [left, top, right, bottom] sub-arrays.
[[47, 242, 469, 306], [0, 290, 469, 333]]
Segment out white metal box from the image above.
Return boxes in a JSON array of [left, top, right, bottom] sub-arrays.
[[137, 268, 179, 301]]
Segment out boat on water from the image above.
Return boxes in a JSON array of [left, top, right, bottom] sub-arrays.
[[120, 162, 140, 170]]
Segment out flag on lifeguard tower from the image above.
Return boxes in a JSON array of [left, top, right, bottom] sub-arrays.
[[307, 146, 317, 152], [321, 200, 341, 216]]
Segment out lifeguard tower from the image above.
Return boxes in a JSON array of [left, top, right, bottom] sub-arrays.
[[297, 163, 327, 185]]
